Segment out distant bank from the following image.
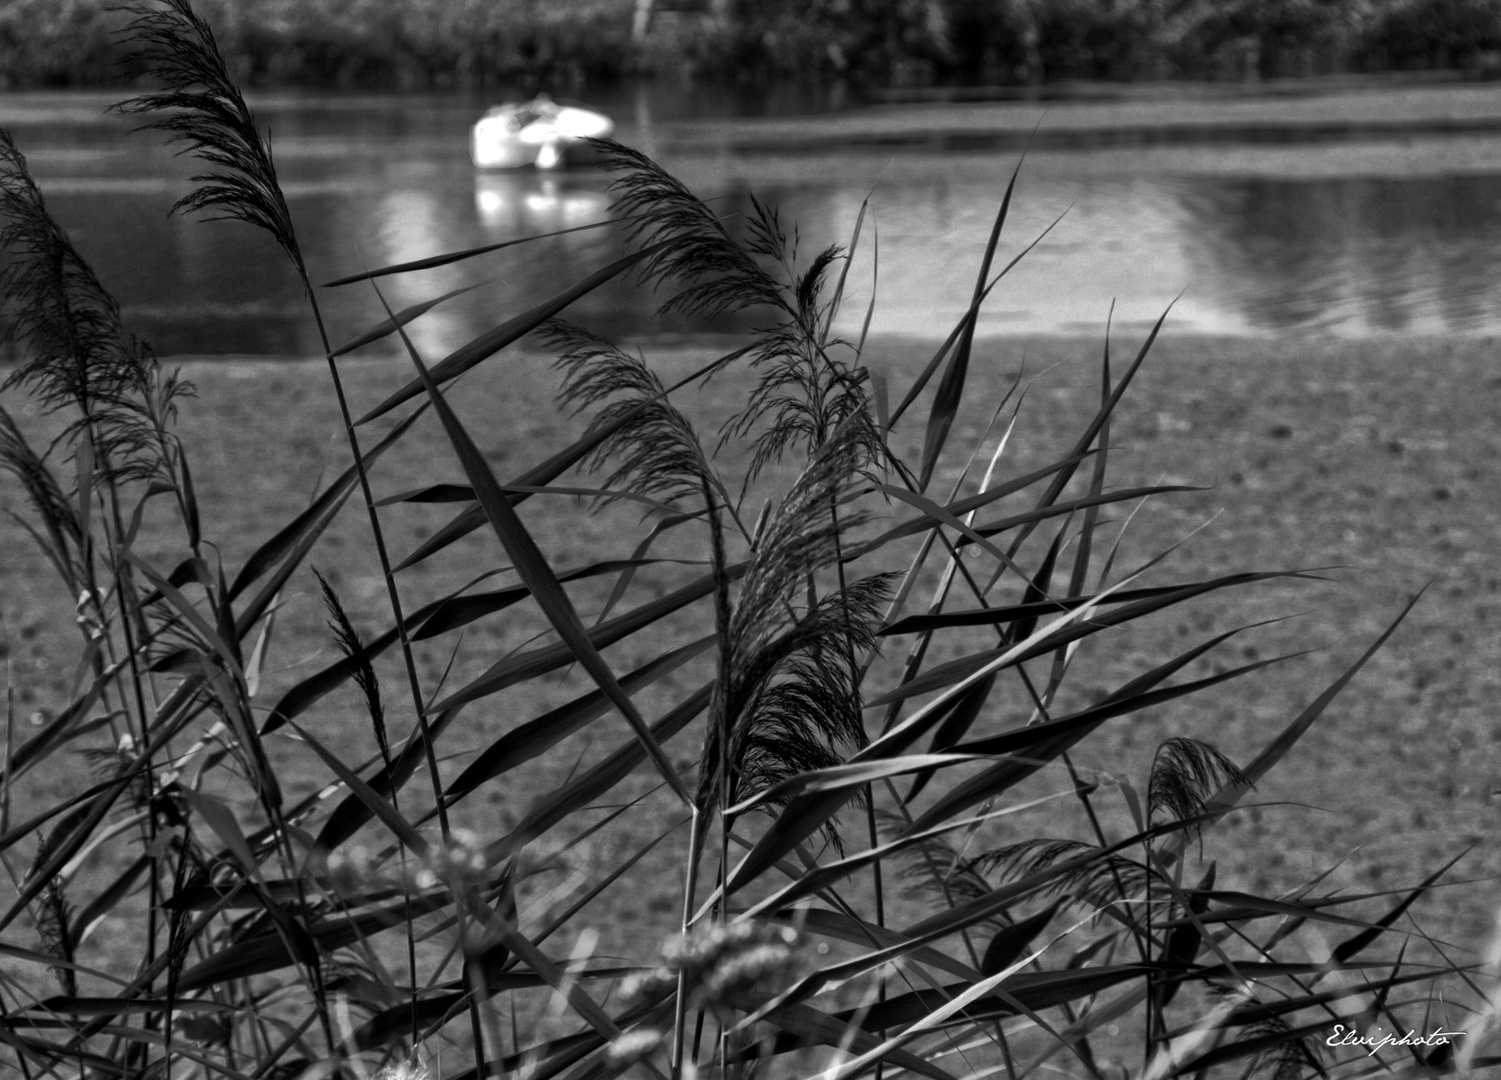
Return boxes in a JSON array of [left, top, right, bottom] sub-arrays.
[[650, 78, 1501, 157]]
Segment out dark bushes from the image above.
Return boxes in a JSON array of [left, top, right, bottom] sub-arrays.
[[6, 0, 1501, 90]]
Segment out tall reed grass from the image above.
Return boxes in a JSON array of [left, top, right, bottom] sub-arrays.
[[0, 1, 1494, 1078]]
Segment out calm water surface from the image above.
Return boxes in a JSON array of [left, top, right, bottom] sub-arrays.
[[5, 86, 1501, 356]]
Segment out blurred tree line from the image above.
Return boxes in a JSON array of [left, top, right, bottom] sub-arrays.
[[714, 0, 1501, 84], [3, 0, 1500, 90]]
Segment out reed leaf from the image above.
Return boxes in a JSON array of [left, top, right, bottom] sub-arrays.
[[310, 707, 465, 854], [717, 989, 958, 1080], [353, 242, 668, 425], [442, 635, 715, 807], [1162, 590, 1427, 869], [916, 153, 1022, 491], [430, 561, 745, 714], [329, 282, 484, 357], [314, 568, 388, 765], [905, 648, 1287, 834], [381, 285, 691, 806], [319, 217, 623, 287]]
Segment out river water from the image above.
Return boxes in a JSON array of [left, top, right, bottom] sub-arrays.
[[5, 82, 1501, 357]]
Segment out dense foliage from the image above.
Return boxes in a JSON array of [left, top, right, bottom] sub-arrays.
[[0, 1, 1494, 1078], [3, 0, 1501, 90]]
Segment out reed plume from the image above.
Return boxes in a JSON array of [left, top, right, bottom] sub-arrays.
[[592, 139, 783, 320], [1148, 736, 1248, 841], [0, 130, 181, 483], [975, 837, 1155, 914], [697, 415, 895, 841], [28, 831, 77, 998], [114, 0, 303, 274], [0, 408, 83, 591], [543, 318, 716, 509], [316, 568, 390, 766], [720, 203, 884, 485]]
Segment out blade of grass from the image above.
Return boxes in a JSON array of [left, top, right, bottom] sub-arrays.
[[378, 282, 690, 807], [286, 720, 429, 858], [442, 635, 714, 806], [916, 152, 1023, 491], [329, 282, 484, 357], [905, 651, 1291, 834], [355, 241, 668, 425], [430, 563, 743, 714], [318, 217, 625, 287], [888, 207, 1068, 429], [391, 350, 736, 571], [718, 990, 957, 1080], [1158, 589, 1426, 868], [871, 572, 1313, 705], [226, 403, 423, 601], [482, 683, 712, 861]]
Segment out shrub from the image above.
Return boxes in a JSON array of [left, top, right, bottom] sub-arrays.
[[0, 1, 1494, 1078], [0, 0, 135, 89], [1360, 0, 1501, 71]]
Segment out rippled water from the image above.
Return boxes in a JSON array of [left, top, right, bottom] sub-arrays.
[[5, 85, 1501, 356]]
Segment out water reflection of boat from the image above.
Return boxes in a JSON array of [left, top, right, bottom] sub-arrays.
[[470, 94, 614, 170], [474, 173, 612, 231]]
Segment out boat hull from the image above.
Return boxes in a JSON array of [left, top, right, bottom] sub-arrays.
[[470, 100, 615, 170]]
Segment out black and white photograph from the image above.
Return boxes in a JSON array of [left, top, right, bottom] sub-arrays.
[[1, 2, 1498, 1077]]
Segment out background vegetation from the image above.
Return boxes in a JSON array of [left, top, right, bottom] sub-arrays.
[[4, 0, 1501, 92]]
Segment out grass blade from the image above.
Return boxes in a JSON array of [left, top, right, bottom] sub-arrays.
[[287, 719, 429, 857], [329, 282, 484, 357], [484, 683, 712, 861], [916, 153, 1022, 490], [380, 282, 691, 806], [1164, 589, 1427, 867], [227, 403, 423, 602], [318, 217, 623, 287], [354, 241, 667, 425], [443, 635, 714, 805], [430, 562, 743, 713]]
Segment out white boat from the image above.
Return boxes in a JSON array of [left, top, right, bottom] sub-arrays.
[[470, 94, 614, 170]]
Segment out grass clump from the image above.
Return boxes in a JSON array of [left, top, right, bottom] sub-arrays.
[[0, 2, 1496, 1078]]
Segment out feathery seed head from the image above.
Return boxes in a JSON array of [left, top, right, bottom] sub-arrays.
[[542, 319, 713, 509], [592, 139, 783, 320], [1, 133, 180, 481], [28, 834, 76, 997], [1148, 736, 1249, 844], [115, 0, 304, 275]]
